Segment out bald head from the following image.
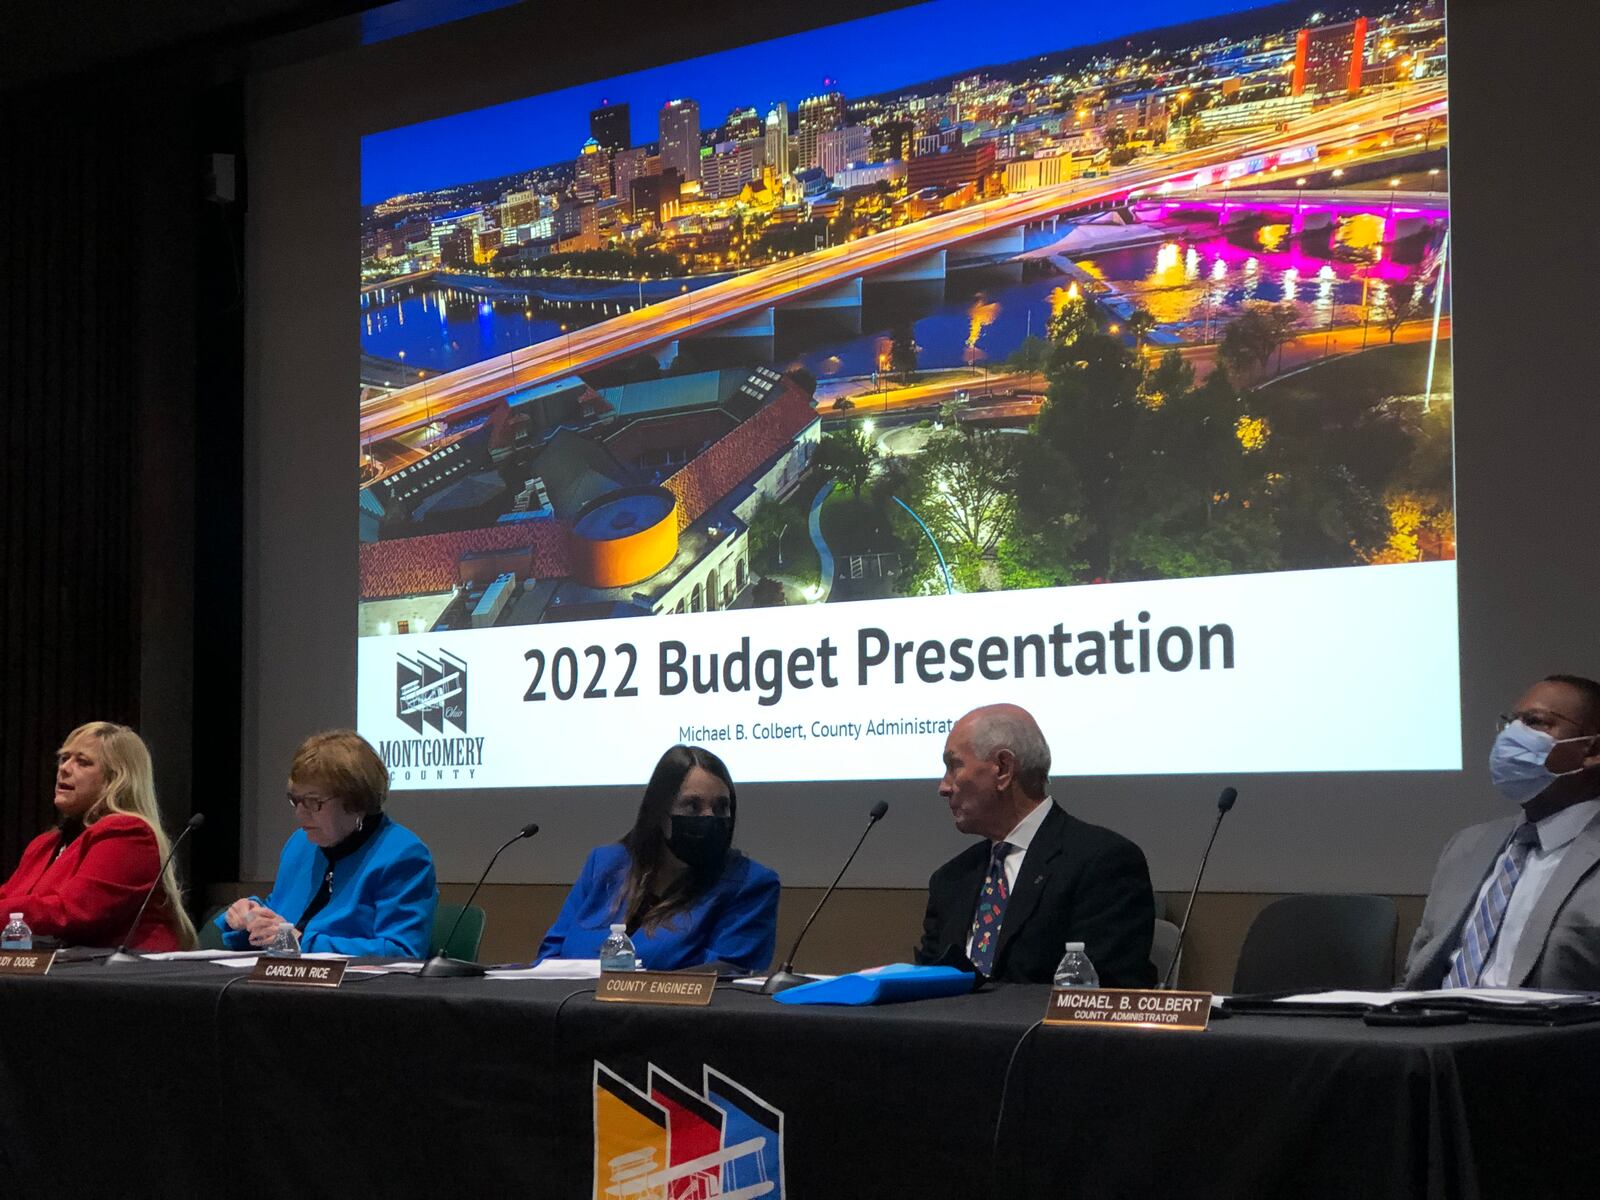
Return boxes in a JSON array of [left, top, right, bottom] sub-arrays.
[[940, 704, 1052, 841], [962, 704, 1052, 798]]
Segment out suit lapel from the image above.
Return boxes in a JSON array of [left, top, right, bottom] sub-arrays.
[[948, 846, 990, 952], [1508, 812, 1600, 985], [1424, 819, 1516, 983], [994, 805, 1064, 968]]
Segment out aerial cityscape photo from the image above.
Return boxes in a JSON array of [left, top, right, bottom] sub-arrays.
[[357, 0, 1451, 637]]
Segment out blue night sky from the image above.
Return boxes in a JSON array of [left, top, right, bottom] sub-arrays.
[[361, 0, 1274, 205]]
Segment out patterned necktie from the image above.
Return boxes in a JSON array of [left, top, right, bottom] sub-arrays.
[[969, 841, 1012, 976], [1443, 822, 1541, 989]]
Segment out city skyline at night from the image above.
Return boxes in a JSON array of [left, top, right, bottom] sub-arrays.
[[362, 0, 1289, 205]]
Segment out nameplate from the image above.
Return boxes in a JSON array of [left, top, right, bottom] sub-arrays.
[[0, 950, 56, 976], [1043, 987, 1211, 1032], [596, 970, 716, 1006], [249, 958, 346, 988]]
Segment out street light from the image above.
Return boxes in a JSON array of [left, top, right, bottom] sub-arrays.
[[1294, 176, 1307, 220], [892, 496, 953, 596]]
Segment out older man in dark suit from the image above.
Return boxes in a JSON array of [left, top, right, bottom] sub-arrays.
[[915, 703, 1156, 985]]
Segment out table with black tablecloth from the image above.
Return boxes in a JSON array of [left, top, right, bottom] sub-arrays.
[[0, 961, 1591, 1199]]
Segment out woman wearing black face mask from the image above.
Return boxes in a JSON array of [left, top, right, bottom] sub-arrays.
[[536, 745, 779, 972]]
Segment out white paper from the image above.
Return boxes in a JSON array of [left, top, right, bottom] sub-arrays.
[[139, 949, 258, 961], [346, 961, 425, 975], [209, 952, 352, 970], [485, 959, 604, 980], [1271, 987, 1587, 1007]]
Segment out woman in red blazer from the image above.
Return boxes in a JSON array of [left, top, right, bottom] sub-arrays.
[[0, 722, 196, 951]]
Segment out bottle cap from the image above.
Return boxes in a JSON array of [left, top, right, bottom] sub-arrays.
[[610, 923, 626, 933], [1064, 941, 1085, 952], [8, 913, 20, 921]]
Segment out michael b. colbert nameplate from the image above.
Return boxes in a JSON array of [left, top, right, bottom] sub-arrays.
[[0, 949, 56, 976], [596, 970, 716, 1006], [1044, 988, 1211, 1032], [249, 958, 346, 988]]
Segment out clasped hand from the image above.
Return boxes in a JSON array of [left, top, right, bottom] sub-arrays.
[[224, 898, 300, 947]]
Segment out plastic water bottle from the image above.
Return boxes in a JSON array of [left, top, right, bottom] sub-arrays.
[[1053, 941, 1099, 989], [266, 924, 301, 957], [598, 923, 638, 972], [1, 913, 31, 950]]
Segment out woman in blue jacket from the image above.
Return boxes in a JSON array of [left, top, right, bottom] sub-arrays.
[[215, 730, 436, 957], [538, 745, 778, 973]]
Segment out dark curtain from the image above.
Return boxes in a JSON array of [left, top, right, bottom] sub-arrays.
[[0, 79, 237, 893], [0, 91, 147, 868]]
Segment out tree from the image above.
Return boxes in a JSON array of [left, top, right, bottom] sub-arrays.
[[1032, 332, 1145, 579], [912, 431, 1020, 559], [1216, 310, 1280, 380], [750, 577, 787, 607], [1381, 287, 1421, 344], [889, 319, 918, 383], [1143, 349, 1194, 409], [1005, 334, 1052, 374], [1047, 291, 1094, 347], [1261, 303, 1300, 373], [816, 426, 878, 499], [893, 431, 1030, 593], [1127, 306, 1158, 386], [1127, 307, 1157, 357]]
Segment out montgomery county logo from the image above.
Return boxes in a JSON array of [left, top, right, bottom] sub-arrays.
[[593, 1062, 784, 1200], [396, 649, 468, 734]]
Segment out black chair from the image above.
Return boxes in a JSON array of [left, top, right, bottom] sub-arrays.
[[1232, 894, 1398, 994]]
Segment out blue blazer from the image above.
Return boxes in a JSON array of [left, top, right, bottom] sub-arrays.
[[215, 817, 437, 957], [537, 843, 779, 973]]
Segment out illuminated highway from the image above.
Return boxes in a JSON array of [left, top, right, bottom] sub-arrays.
[[359, 82, 1447, 444]]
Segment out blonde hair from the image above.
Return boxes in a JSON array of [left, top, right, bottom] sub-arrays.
[[60, 722, 198, 949], [289, 730, 389, 816]]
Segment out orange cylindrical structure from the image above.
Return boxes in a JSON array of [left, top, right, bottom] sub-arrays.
[[569, 487, 679, 589]]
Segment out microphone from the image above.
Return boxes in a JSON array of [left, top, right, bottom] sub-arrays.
[[761, 801, 888, 995], [104, 812, 205, 965], [1160, 787, 1237, 989], [419, 821, 540, 978]]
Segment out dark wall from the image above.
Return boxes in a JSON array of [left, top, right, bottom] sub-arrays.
[[0, 81, 241, 895]]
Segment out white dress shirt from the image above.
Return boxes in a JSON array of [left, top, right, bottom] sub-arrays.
[[1450, 798, 1600, 988], [965, 798, 1052, 956]]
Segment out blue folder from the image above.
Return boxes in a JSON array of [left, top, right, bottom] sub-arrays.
[[772, 963, 976, 1006]]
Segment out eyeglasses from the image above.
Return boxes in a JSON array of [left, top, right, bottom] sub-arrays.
[[1497, 710, 1580, 735], [286, 791, 333, 813]]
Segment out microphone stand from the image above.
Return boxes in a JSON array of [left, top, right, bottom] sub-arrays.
[[420, 823, 538, 978], [762, 804, 887, 995], [1161, 788, 1236, 989], [105, 813, 205, 965]]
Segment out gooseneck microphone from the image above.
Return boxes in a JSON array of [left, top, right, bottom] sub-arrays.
[[419, 821, 540, 978], [761, 801, 889, 995], [1161, 787, 1237, 989], [104, 812, 205, 965]]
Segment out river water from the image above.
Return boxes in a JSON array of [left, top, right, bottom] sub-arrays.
[[358, 214, 1445, 385]]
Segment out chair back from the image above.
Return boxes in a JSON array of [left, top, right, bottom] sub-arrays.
[[429, 901, 486, 962], [197, 907, 227, 950], [1150, 917, 1182, 988], [1232, 894, 1398, 994]]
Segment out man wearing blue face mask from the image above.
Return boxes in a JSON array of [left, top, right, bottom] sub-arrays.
[[1405, 674, 1600, 990]]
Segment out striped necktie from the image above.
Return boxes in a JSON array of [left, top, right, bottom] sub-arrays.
[[1443, 822, 1540, 989], [969, 841, 1012, 976]]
